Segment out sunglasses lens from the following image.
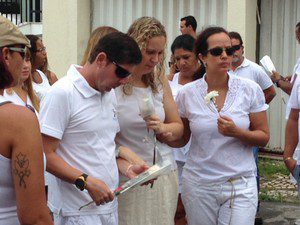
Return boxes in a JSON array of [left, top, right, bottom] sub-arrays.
[[225, 47, 234, 56], [210, 47, 223, 56], [232, 45, 241, 51], [116, 65, 130, 78]]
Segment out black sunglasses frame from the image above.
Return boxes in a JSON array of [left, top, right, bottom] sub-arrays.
[[207, 47, 235, 57], [232, 45, 242, 51], [112, 61, 131, 78]]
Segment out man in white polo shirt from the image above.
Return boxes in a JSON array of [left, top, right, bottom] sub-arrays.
[[39, 32, 143, 225], [228, 31, 276, 225]]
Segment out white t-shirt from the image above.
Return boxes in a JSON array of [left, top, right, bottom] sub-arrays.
[[176, 74, 268, 185], [39, 64, 119, 216], [286, 58, 300, 119], [32, 69, 51, 101], [114, 85, 177, 174], [228, 58, 273, 91], [169, 72, 191, 163]]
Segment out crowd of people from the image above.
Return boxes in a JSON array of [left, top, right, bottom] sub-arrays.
[[0, 13, 300, 225]]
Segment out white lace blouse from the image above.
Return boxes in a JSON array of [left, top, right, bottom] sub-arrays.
[[176, 73, 268, 184]]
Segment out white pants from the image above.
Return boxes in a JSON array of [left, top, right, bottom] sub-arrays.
[[56, 210, 118, 225], [182, 176, 257, 225]]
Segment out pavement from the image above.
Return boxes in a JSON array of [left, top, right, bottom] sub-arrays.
[[259, 201, 300, 225]]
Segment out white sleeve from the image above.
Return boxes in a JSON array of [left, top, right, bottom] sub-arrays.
[[290, 81, 300, 110], [256, 66, 273, 90], [39, 86, 71, 140], [175, 88, 187, 118], [250, 82, 269, 113]]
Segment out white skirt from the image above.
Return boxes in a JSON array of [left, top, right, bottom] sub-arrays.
[[118, 170, 179, 225]]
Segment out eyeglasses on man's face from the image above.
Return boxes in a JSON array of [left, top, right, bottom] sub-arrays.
[[206, 46, 234, 57], [8, 47, 26, 59], [112, 61, 131, 78]]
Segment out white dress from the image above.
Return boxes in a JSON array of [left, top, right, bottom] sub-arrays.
[[115, 85, 178, 225]]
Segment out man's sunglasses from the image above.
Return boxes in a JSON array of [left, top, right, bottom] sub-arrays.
[[232, 45, 242, 51], [112, 61, 131, 78], [207, 46, 235, 57], [8, 47, 26, 59]]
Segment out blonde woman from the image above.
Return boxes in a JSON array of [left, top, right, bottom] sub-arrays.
[[81, 26, 118, 66], [115, 17, 183, 225], [4, 48, 39, 113]]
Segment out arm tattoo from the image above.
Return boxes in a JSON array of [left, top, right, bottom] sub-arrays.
[[13, 152, 31, 188]]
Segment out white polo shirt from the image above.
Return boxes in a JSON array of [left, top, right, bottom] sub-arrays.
[[228, 58, 273, 91], [176, 74, 268, 185], [39, 64, 119, 216]]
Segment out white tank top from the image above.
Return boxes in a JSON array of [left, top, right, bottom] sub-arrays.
[[32, 69, 51, 101], [0, 95, 19, 224]]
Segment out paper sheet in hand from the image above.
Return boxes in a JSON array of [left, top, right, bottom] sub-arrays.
[[114, 164, 171, 196], [260, 55, 276, 75]]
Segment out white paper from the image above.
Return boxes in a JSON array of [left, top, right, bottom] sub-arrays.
[[260, 55, 276, 76]]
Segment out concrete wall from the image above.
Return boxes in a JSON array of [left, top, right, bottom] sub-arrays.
[[43, 0, 90, 78], [227, 0, 257, 62]]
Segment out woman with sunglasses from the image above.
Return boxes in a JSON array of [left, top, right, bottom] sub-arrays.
[[4, 48, 39, 114], [26, 35, 58, 100], [114, 17, 183, 225], [0, 16, 53, 224], [170, 27, 269, 225]]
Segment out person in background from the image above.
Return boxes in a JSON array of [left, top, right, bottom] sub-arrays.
[[228, 31, 276, 225], [0, 15, 53, 225], [26, 35, 58, 100], [171, 26, 269, 225], [180, 15, 197, 39], [169, 34, 200, 225], [4, 48, 39, 113], [115, 16, 183, 225]]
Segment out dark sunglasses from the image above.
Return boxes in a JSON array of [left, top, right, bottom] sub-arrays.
[[207, 46, 234, 57], [112, 61, 131, 78], [232, 45, 241, 51], [8, 47, 26, 59]]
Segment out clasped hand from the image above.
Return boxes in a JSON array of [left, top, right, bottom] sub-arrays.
[[217, 115, 239, 137]]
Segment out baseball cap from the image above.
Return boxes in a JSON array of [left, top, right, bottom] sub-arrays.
[[0, 15, 30, 48]]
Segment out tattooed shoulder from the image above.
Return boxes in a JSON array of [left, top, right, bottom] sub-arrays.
[[13, 152, 31, 188]]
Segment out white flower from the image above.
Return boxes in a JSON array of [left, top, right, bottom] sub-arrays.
[[204, 91, 219, 105]]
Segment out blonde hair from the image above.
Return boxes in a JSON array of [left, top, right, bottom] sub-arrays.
[[81, 26, 119, 65], [6, 48, 40, 112], [124, 17, 167, 95]]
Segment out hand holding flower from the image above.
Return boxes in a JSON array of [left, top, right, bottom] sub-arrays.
[[145, 114, 166, 134]]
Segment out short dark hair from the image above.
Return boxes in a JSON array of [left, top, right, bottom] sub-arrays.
[[88, 32, 142, 65], [228, 31, 243, 46], [171, 34, 196, 54], [296, 22, 300, 29], [0, 48, 13, 89], [181, 15, 197, 31]]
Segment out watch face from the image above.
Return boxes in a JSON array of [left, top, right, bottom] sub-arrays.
[[75, 179, 85, 191]]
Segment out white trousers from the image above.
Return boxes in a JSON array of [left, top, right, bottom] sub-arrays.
[[182, 176, 257, 225], [56, 210, 118, 225]]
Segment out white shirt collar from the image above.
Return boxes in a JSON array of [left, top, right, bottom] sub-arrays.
[[67, 64, 100, 98]]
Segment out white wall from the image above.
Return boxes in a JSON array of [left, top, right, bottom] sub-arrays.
[[43, 0, 90, 77]]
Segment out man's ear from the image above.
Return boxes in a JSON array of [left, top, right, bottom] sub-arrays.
[[95, 52, 108, 68], [198, 53, 206, 65], [2, 47, 10, 65]]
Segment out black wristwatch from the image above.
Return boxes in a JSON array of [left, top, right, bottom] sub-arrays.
[[74, 173, 88, 191]]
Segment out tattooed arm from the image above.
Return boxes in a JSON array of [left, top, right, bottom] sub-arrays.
[[9, 105, 53, 224]]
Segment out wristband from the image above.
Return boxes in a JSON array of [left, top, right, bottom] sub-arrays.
[[283, 157, 293, 162]]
